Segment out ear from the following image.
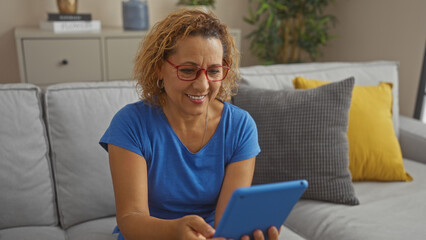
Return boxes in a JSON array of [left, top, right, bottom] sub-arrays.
[[156, 63, 164, 80]]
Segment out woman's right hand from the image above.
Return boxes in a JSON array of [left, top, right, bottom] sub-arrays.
[[175, 215, 226, 240], [239, 226, 282, 240]]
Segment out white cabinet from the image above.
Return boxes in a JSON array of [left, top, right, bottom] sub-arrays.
[[22, 39, 102, 85], [15, 27, 241, 87], [105, 37, 142, 81]]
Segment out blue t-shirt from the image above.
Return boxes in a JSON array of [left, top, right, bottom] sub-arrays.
[[100, 100, 260, 226]]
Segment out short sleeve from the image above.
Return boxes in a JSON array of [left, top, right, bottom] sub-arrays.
[[99, 104, 144, 157], [228, 110, 261, 164]]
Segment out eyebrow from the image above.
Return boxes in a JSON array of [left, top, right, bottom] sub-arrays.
[[180, 61, 222, 67]]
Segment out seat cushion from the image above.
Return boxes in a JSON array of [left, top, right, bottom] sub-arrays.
[[279, 225, 306, 240], [286, 159, 426, 240], [66, 217, 116, 240], [0, 226, 65, 240], [65, 217, 305, 240], [45, 81, 139, 228], [0, 84, 57, 229]]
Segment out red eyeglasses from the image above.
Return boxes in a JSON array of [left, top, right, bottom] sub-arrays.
[[166, 59, 230, 82]]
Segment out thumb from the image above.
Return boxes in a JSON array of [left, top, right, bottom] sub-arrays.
[[188, 216, 216, 238]]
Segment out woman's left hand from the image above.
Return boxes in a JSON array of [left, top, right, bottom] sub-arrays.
[[240, 226, 282, 240]]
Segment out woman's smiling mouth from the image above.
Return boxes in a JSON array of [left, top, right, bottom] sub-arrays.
[[186, 94, 207, 103]]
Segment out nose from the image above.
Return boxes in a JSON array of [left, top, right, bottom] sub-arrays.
[[192, 69, 209, 91]]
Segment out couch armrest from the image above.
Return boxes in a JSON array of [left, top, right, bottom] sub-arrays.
[[399, 115, 426, 164]]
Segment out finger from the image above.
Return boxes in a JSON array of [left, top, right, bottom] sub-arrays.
[[240, 235, 250, 240], [253, 229, 265, 240], [194, 231, 207, 240], [268, 226, 279, 240], [187, 215, 216, 238]]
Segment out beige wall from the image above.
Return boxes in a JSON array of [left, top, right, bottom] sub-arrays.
[[323, 0, 426, 117], [1, 0, 425, 116]]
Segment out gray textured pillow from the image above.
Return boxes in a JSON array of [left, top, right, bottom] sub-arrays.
[[233, 77, 359, 205]]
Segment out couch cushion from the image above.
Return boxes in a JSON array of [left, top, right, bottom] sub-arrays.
[[0, 226, 65, 240], [0, 84, 57, 229], [232, 78, 359, 205], [45, 81, 139, 228], [66, 217, 307, 240], [240, 61, 400, 136], [286, 159, 426, 240], [293, 77, 412, 182], [279, 225, 306, 240], [66, 217, 116, 240]]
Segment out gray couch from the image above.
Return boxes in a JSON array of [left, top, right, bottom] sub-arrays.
[[1, 61, 425, 240]]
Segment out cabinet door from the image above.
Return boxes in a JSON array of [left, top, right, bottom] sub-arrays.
[[23, 39, 102, 85], [105, 37, 144, 81]]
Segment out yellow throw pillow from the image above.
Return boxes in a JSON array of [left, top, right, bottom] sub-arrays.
[[293, 76, 412, 181]]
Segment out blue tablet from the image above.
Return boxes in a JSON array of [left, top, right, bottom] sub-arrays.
[[213, 180, 308, 240]]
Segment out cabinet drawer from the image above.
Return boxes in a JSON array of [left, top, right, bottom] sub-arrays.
[[106, 37, 144, 81], [22, 39, 102, 85]]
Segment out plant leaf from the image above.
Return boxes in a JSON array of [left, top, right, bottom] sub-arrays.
[[256, 2, 270, 15]]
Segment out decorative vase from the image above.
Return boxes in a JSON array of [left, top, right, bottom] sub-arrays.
[[122, 0, 149, 30], [57, 0, 78, 14]]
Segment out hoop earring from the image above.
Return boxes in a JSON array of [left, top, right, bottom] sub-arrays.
[[157, 79, 164, 89]]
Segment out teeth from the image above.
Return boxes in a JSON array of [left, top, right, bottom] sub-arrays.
[[187, 94, 205, 100]]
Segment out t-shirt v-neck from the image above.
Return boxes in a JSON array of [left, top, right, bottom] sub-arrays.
[[159, 104, 225, 154]]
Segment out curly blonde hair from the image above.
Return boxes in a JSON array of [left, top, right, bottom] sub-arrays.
[[133, 9, 240, 106]]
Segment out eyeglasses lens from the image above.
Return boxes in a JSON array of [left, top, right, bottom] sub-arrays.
[[177, 66, 228, 81]]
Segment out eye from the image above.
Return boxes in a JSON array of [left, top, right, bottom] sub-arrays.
[[179, 67, 197, 74], [207, 68, 222, 76]]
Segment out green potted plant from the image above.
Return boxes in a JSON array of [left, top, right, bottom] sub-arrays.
[[244, 0, 337, 64], [177, 0, 216, 11]]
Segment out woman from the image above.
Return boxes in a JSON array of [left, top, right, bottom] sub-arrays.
[[100, 9, 280, 240]]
